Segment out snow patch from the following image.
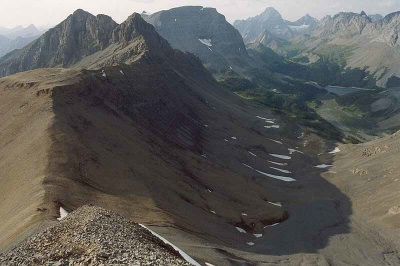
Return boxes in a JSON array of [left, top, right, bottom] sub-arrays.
[[139, 224, 201, 266], [254, 234, 263, 238], [270, 167, 291, 174], [288, 148, 303, 155], [236, 227, 247, 233], [264, 223, 280, 228], [256, 116, 275, 123], [199, 39, 212, 47], [329, 147, 341, 154], [265, 125, 280, 129], [242, 213, 248, 216], [57, 207, 68, 221], [268, 160, 288, 166], [243, 163, 296, 182], [101, 70, 106, 77], [255, 169, 296, 182], [268, 139, 283, 144], [248, 151, 257, 157], [288, 24, 310, 31], [242, 163, 253, 169], [205, 263, 215, 266], [231, 137, 237, 140], [246, 242, 255, 246], [315, 164, 333, 169], [268, 201, 282, 207], [270, 154, 291, 160], [210, 210, 216, 214], [119, 70, 124, 75]]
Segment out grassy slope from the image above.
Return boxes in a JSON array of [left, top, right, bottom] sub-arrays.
[[0, 69, 82, 250]]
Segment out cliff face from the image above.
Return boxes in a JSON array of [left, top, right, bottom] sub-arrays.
[[0, 10, 118, 76], [144, 6, 249, 73]]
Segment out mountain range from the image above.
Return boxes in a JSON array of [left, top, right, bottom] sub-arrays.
[[0, 5, 399, 266], [0, 25, 45, 58], [235, 8, 400, 88], [0, 24, 43, 40], [233, 7, 318, 42]]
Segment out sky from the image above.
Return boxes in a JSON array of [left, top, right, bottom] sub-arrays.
[[1, 0, 400, 28]]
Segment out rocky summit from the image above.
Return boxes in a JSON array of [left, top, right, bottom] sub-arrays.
[[0, 206, 191, 265]]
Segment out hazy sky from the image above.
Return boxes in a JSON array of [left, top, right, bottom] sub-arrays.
[[1, 0, 400, 28]]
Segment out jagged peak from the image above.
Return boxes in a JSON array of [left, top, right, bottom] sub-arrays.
[[124, 12, 143, 22], [113, 12, 164, 45], [71, 9, 94, 18], [295, 13, 318, 24], [263, 7, 280, 14], [384, 11, 400, 22], [26, 24, 38, 29], [258, 7, 283, 21], [96, 14, 115, 21]]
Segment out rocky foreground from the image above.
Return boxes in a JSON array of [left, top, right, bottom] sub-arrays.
[[0, 206, 191, 265]]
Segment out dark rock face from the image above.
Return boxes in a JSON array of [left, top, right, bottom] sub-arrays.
[[144, 6, 249, 72], [112, 13, 171, 55], [0, 9, 118, 77]]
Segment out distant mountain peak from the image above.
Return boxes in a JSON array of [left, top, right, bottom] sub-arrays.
[[260, 7, 283, 19], [263, 7, 279, 13], [113, 12, 161, 44], [295, 14, 318, 25], [72, 9, 93, 17], [360, 11, 368, 17]]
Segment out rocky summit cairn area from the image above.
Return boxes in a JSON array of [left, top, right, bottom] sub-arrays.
[[0, 206, 191, 265]]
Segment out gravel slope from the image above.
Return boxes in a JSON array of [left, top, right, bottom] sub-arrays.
[[0, 205, 191, 265]]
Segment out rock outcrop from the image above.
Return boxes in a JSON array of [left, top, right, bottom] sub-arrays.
[[0, 206, 191, 265]]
